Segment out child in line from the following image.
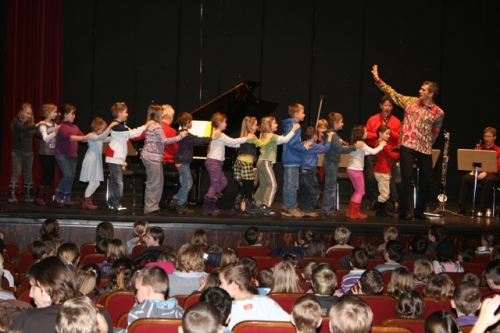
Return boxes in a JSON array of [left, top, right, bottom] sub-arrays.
[[36, 103, 60, 206], [54, 104, 91, 207], [328, 295, 373, 333], [373, 124, 400, 218], [299, 126, 333, 217], [254, 116, 301, 216], [290, 294, 323, 333], [106, 102, 153, 211], [9, 103, 44, 204], [315, 119, 328, 185], [205, 112, 253, 215], [79, 117, 118, 210], [321, 112, 363, 217], [170, 112, 214, 214], [346, 125, 386, 219], [452, 282, 481, 327], [141, 104, 186, 214], [126, 219, 148, 254], [282, 103, 308, 217], [232, 116, 262, 216], [116, 266, 184, 333]]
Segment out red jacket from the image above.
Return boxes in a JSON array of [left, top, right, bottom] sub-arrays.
[[162, 121, 179, 163], [374, 140, 400, 174]]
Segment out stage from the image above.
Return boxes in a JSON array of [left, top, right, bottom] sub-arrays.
[[1, 186, 498, 253]]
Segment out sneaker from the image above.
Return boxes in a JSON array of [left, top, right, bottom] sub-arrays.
[[260, 204, 276, 216], [281, 207, 305, 217], [303, 211, 319, 217]]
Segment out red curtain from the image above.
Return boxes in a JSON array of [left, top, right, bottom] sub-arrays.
[[2, 0, 63, 193]]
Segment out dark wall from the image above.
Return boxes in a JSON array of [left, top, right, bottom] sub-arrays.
[[63, 0, 500, 202]]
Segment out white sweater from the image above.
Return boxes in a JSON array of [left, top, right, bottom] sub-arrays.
[[347, 143, 384, 171], [207, 133, 247, 161]]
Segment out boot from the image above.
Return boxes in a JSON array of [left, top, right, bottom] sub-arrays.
[[7, 182, 18, 204], [346, 201, 354, 218], [82, 196, 98, 210], [63, 193, 74, 207], [375, 201, 392, 219], [203, 195, 220, 216], [176, 203, 193, 214], [24, 183, 34, 203], [349, 202, 367, 219], [231, 194, 244, 214], [35, 185, 47, 205], [45, 186, 54, 206], [243, 198, 255, 217], [53, 189, 64, 206]]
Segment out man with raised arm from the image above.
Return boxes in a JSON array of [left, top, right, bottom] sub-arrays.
[[371, 65, 445, 221]]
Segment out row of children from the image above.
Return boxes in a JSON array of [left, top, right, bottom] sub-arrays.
[[8, 100, 400, 218]]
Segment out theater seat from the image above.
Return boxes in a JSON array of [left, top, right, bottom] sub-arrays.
[[232, 321, 296, 333], [128, 318, 182, 333]]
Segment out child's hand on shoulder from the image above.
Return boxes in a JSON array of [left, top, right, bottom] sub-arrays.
[[179, 129, 188, 138], [327, 131, 334, 140], [354, 141, 364, 149], [145, 120, 155, 128], [304, 141, 312, 149], [36, 120, 45, 127], [212, 130, 222, 140], [379, 141, 387, 147], [246, 133, 255, 140], [291, 123, 301, 132], [84, 132, 93, 141], [109, 121, 119, 129]]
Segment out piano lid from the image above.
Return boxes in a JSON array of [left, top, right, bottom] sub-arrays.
[[189, 81, 279, 136]]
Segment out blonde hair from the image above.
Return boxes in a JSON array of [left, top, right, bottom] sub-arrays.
[[270, 261, 304, 293], [57, 242, 80, 266], [383, 226, 399, 240], [147, 104, 163, 123], [387, 267, 415, 298], [291, 295, 322, 333], [11, 103, 34, 128], [162, 104, 175, 119], [316, 119, 328, 141], [76, 269, 97, 296], [259, 116, 275, 138], [424, 273, 455, 301], [176, 244, 205, 272], [41, 103, 57, 119], [413, 259, 434, 283], [56, 296, 108, 333], [105, 239, 127, 263], [90, 117, 107, 133], [329, 295, 373, 333], [288, 103, 304, 118], [211, 112, 227, 133], [334, 226, 351, 245], [240, 116, 258, 137], [132, 219, 149, 247], [220, 248, 238, 267]]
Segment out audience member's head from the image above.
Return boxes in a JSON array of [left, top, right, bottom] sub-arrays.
[[271, 261, 304, 294], [410, 235, 428, 254], [360, 242, 377, 258], [257, 268, 273, 289], [334, 227, 351, 246], [131, 219, 149, 246], [452, 281, 481, 317], [350, 248, 369, 270], [424, 311, 460, 333], [95, 238, 108, 255], [385, 240, 404, 262], [312, 264, 336, 296], [387, 267, 415, 299], [238, 256, 257, 278], [283, 252, 300, 267], [31, 239, 57, 260], [413, 259, 434, 284], [200, 287, 232, 328], [301, 261, 318, 282], [219, 263, 252, 297], [180, 302, 222, 333], [39, 219, 60, 242], [291, 294, 322, 333], [383, 226, 399, 242], [96, 221, 114, 242], [395, 291, 424, 318], [57, 242, 80, 267], [176, 244, 205, 273], [145, 226, 164, 246], [359, 269, 383, 295], [307, 236, 326, 257], [105, 238, 127, 263], [157, 251, 176, 263], [482, 231, 496, 249], [424, 273, 455, 301], [220, 248, 238, 267], [75, 267, 98, 296], [297, 229, 314, 247], [428, 225, 447, 243], [56, 296, 108, 333], [435, 240, 456, 263], [329, 295, 373, 333], [458, 245, 475, 263], [485, 260, 500, 289], [80, 263, 101, 288], [190, 229, 208, 247], [459, 272, 480, 286], [199, 269, 221, 292], [244, 227, 261, 246], [134, 265, 169, 302], [107, 258, 135, 292]]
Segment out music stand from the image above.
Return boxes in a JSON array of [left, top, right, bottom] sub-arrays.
[[457, 149, 498, 217]]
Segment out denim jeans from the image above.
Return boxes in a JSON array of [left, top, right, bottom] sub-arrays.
[[10, 150, 34, 183], [174, 164, 192, 205], [321, 161, 338, 214], [55, 155, 77, 193], [205, 158, 227, 198], [283, 166, 299, 209], [107, 162, 123, 207], [299, 169, 319, 212]]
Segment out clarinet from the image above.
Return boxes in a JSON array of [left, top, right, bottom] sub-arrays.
[[437, 131, 450, 204]]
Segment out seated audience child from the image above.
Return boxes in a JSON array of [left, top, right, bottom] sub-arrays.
[[220, 248, 238, 267], [270, 261, 304, 293], [190, 229, 208, 247], [374, 240, 405, 273], [270, 228, 314, 258], [145, 251, 175, 274], [326, 227, 353, 253], [200, 287, 232, 333], [126, 219, 148, 254], [413, 258, 434, 286], [339, 242, 378, 268], [350, 269, 384, 295], [477, 231, 496, 254], [452, 282, 481, 327], [283, 252, 300, 268], [219, 263, 289, 330], [0, 253, 15, 300], [169, 244, 208, 296], [99, 238, 128, 276], [257, 268, 273, 295], [25, 238, 56, 277], [56, 242, 80, 269], [38, 218, 62, 243], [244, 226, 262, 246], [482, 260, 500, 300], [311, 264, 338, 315], [238, 256, 258, 279], [424, 311, 460, 333], [100, 258, 135, 293], [116, 266, 184, 333], [433, 240, 464, 273], [96, 238, 108, 255], [387, 267, 415, 299], [329, 294, 373, 333], [341, 248, 368, 294], [180, 302, 222, 333], [427, 225, 447, 253], [424, 273, 455, 301], [134, 226, 167, 263], [376, 226, 398, 252], [290, 294, 322, 333], [301, 261, 318, 283], [76, 268, 99, 301], [306, 236, 326, 257], [458, 245, 476, 263], [459, 272, 480, 286], [96, 221, 114, 243], [56, 296, 108, 333], [395, 291, 424, 318], [196, 268, 221, 293], [401, 235, 432, 262]]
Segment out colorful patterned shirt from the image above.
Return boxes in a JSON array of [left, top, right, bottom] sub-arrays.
[[375, 79, 445, 155]]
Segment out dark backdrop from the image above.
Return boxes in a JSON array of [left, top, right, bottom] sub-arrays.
[[2, 0, 500, 202]]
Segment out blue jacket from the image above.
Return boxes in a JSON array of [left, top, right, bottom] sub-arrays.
[[300, 141, 331, 170], [281, 118, 307, 166]]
